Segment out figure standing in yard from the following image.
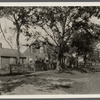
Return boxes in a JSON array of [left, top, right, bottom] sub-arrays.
[[52, 60, 57, 70], [29, 59, 35, 72], [42, 59, 48, 71]]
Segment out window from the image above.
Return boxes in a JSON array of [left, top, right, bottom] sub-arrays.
[[30, 45, 36, 53]]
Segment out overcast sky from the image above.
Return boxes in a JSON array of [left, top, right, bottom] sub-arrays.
[[0, 16, 100, 53], [0, 17, 55, 53]]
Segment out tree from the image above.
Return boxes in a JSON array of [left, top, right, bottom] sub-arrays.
[[29, 7, 98, 71], [71, 22, 100, 67], [0, 7, 33, 65]]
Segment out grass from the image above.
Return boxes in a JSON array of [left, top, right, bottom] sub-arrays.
[[0, 67, 100, 94]]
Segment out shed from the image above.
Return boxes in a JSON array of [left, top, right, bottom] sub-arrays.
[[0, 44, 26, 69]]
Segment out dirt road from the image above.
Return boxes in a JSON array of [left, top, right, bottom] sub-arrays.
[[83, 72, 100, 94], [1, 70, 100, 95]]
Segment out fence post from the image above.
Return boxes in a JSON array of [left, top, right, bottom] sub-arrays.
[[9, 64, 12, 75]]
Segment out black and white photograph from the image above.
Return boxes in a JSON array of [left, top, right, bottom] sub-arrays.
[[0, 3, 100, 96]]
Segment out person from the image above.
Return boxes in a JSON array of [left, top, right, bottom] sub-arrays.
[[42, 59, 48, 71], [29, 59, 35, 72]]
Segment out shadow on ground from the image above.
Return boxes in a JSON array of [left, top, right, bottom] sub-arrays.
[[0, 71, 74, 94]]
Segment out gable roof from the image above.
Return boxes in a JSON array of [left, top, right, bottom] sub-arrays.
[[24, 39, 56, 54], [0, 48, 25, 58]]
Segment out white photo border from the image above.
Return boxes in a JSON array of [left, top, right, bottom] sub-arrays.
[[0, 2, 100, 98]]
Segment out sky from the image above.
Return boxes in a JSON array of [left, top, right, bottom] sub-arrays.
[[90, 17, 100, 25], [0, 16, 100, 53], [0, 17, 55, 53], [0, 18, 27, 52]]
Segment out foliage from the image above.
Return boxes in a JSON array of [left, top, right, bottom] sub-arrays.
[[0, 7, 34, 64], [71, 20, 100, 67], [0, 7, 100, 70], [29, 7, 100, 70]]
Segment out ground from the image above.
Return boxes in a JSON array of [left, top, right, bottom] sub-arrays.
[[0, 70, 100, 95]]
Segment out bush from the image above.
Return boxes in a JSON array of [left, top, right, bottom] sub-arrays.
[[35, 59, 48, 71]]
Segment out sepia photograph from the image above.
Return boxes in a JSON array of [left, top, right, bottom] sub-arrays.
[[0, 3, 100, 97]]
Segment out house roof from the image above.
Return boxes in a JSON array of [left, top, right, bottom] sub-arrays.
[[0, 48, 25, 58]]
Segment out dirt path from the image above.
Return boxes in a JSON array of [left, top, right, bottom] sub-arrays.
[[84, 73, 100, 94], [1, 70, 100, 95]]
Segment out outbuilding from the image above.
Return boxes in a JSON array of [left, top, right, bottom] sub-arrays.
[[0, 43, 26, 69]]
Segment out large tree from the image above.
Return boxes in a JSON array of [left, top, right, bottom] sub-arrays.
[[71, 29, 98, 67], [0, 7, 33, 64], [29, 7, 98, 71]]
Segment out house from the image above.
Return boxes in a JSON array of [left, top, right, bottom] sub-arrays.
[[0, 43, 26, 69], [23, 39, 55, 63]]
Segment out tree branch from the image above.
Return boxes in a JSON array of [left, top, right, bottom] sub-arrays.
[[0, 23, 14, 50], [35, 23, 59, 46], [53, 23, 62, 37], [41, 26, 59, 46], [7, 17, 14, 23]]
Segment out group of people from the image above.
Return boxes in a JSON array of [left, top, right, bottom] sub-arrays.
[[28, 58, 57, 71], [29, 59, 36, 71]]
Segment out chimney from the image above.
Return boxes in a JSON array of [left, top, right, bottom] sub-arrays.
[[0, 43, 2, 48]]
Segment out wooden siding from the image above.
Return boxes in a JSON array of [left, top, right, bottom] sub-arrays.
[[1, 57, 16, 69], [0, 57, 26, 69], [24, 46, 46, 62]]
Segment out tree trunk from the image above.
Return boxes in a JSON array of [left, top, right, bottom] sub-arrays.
[[56, 52, 63, 72], [56, 47, 67, 72], [9, 65, 12, 75], [84, 55, 87, 67], [76, 55, 79, 68], [16, 29, 20, 66], [56, 59, 60, 71], [56, 59, 63, 72]]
